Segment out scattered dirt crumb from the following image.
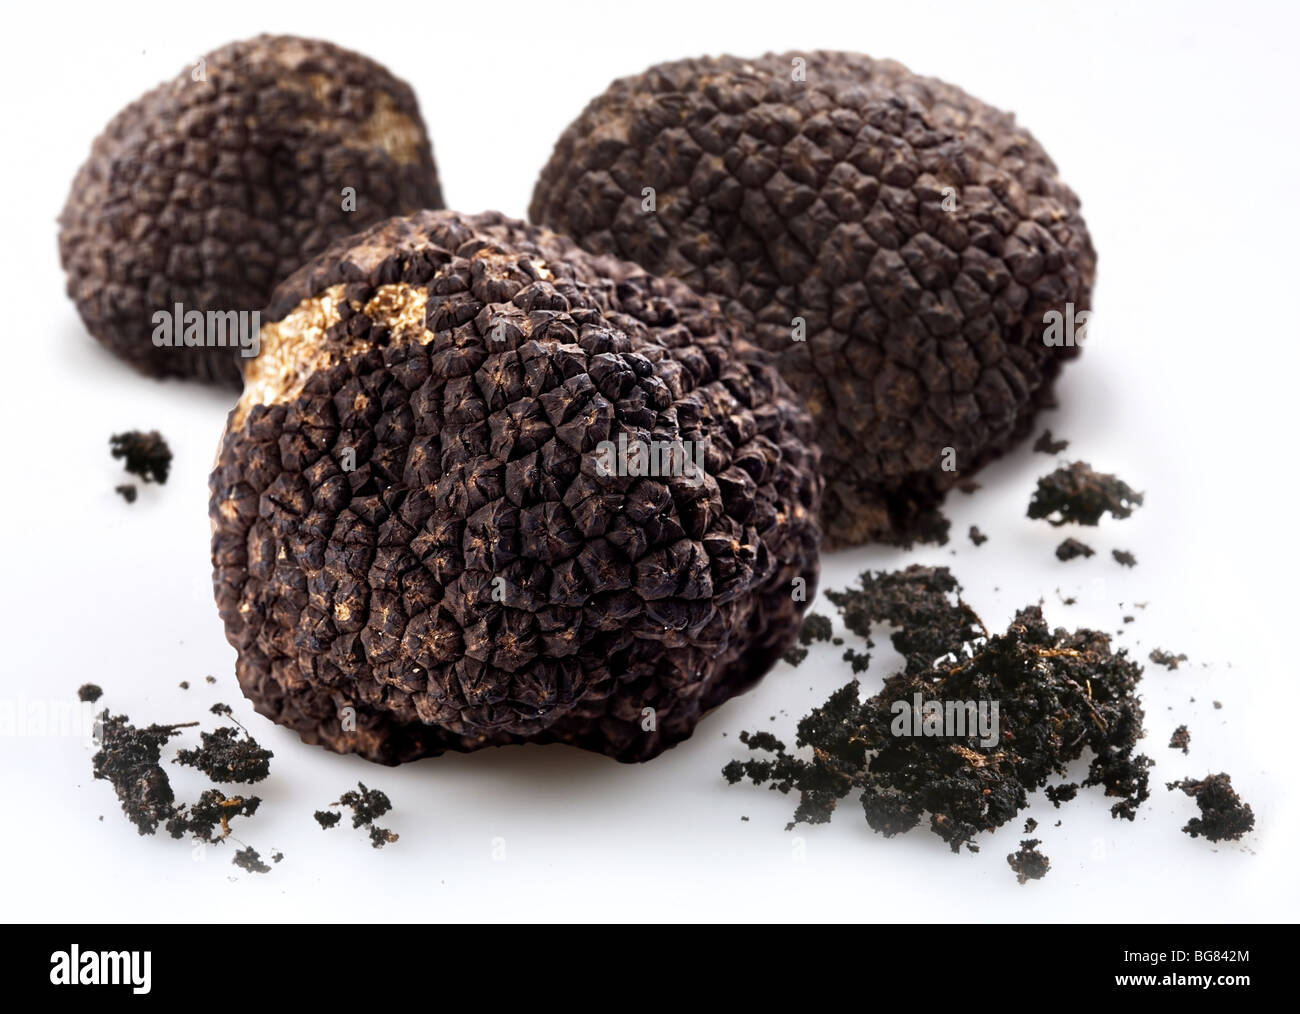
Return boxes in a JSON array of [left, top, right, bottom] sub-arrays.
[[1056, 537, 1094, 561], [1167, 773, 1254, 842], [1150, 649, 1189, 670], [232, 846, 271, 874], [1033, 430, 1069, 455], [1007, 839, 1050, 883]]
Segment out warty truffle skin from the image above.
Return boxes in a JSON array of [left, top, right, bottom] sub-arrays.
[[59, 35, 444, 385], [210, 210, 822, 764], [530, 51, 1096, 547]]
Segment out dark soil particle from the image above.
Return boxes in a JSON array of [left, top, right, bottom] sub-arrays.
[[1007, 839, 1051, 883], [968, 525, 988, 546], [1056, 537, 1095, 561], [800, 614, 834, 645], [109, 431, 171, 484], [1113, 549, 1138, 568], [1033, 430, 1069, 455], [783, 646, 809, 667], [908, 510, 951, 548], [1169, 725, 1190, 755], [316, 783, 399, 847], [232, 847, 271, 874], [91, 712, 197, 835], [1167, 774, 1254, 842], [1024, 818, 1038, 833], [335, 782, 393, 829], [1149, 649, 1188, 670], [531, 51, 1094, 547], [166, 790, 260, 842], [1029, 462, 1143, 526], [114, 484, 137, 503], [78, 684, 103, 703], [1045, 783, 1079, 808], [175, 727, 272, 784], [367, 826, 400, 849], [825, 566, 974, 678], [724, 566, 1151, 853]]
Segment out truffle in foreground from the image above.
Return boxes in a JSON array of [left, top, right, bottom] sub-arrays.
[[59, 35, 444, 384], [210, 210, 823, 763], [532, 51, 1095, 546]]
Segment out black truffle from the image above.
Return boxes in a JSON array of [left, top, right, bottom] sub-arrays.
[[1033, 429, 1069, 455], [166, 789, 261, 842], [59, 35, 444, 384], [210, 210, 822, 764], [531, 51, 1095, 546]]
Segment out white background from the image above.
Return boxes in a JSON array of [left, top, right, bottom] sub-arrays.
[[1, 0, 1296, 922]]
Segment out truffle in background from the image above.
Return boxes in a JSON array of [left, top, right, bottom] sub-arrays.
[[210, 210, 822, 764], [531, 51, 1095, 546], [59, 35, 444, 385]]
